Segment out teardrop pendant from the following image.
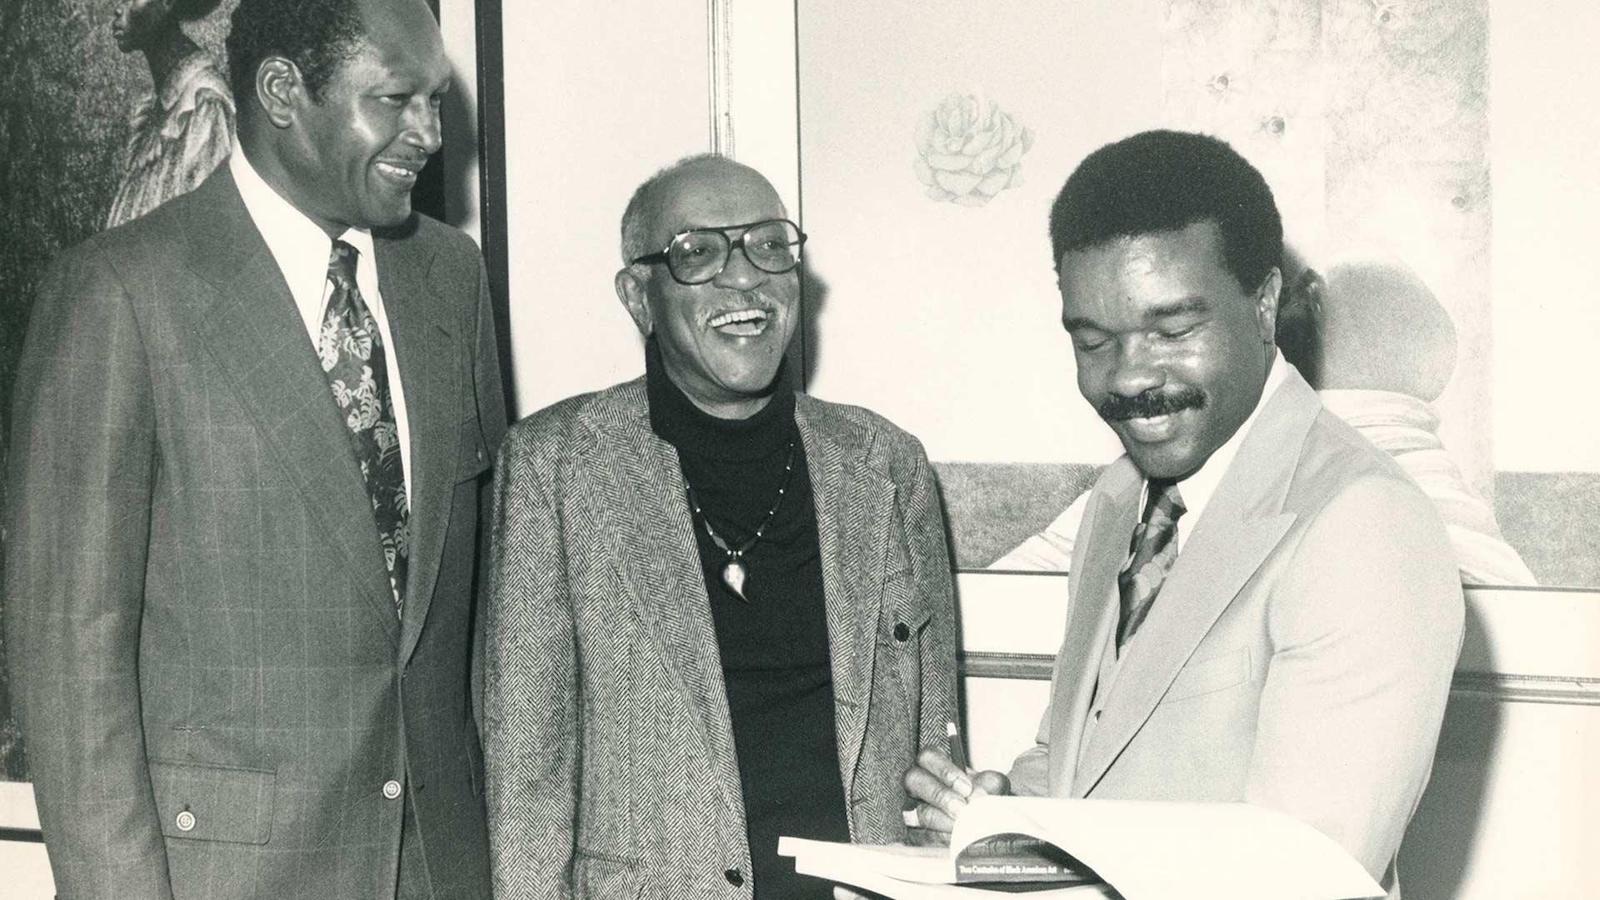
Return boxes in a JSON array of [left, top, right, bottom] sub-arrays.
[[721, 557, 749, 602]]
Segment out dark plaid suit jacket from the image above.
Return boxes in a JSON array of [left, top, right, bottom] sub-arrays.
[[484, 379, 959, 898], [3, 169, 506, 899]]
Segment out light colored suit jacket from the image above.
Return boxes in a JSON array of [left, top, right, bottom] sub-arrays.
[[1010, 369, 1462, 898], [485, 379, 958, 899], [4, 169, 506, 900]]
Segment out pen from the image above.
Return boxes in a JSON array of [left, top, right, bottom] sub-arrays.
[[946, 720, 969, 773]]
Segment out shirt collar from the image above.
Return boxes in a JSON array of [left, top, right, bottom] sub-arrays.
[[1157, 351, 1292, 546], [229, 141, 375, 318]]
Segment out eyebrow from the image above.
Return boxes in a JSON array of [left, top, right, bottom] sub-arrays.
[[1063, 296, 1211, 332], [1143, 296, 1211, 321]]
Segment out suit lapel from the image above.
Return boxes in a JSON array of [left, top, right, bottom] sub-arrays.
[[183, 172, 400, 647], [375, 232, 459, 665], [1073, 374, 1320, 795], [797, 397, 892, 796], [1047, 463, 1138, 794], [582, 383, 746, 825]]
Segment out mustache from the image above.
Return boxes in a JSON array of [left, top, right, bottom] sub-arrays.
[[1098, 387, 1206, 421]]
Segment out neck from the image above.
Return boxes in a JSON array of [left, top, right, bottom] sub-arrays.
[[141, 27, 198, 93], [685, 390, 773, 421]]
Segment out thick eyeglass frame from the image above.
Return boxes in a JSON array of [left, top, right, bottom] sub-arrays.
[[629, 218, 808, 286]]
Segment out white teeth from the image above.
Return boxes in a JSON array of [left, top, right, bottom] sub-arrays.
[[375, 162, 417, 179], [709, 309, 767, 328]]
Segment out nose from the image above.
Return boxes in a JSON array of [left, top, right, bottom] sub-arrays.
[[712, 242, 768, 291], [402, 98, 443, 157], [1106, 337, 1165, 398]]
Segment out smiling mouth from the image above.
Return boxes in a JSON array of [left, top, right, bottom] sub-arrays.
[[709, 308, 771, 336], [1117, 412, 1182, 443], [374, 160, 423, 186]]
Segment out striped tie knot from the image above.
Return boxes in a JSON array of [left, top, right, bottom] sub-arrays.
[[1116, 479, 1186, 651]]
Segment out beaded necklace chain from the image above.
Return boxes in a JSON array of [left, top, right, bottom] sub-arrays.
[[683, 439, 798, 602]]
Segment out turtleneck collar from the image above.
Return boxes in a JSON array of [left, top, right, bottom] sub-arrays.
[[646, 336, 797, 461]]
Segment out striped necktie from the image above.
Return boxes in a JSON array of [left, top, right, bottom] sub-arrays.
[[1116, 479, 1185, 651]]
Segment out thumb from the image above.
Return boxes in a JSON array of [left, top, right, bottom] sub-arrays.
[[969, 769, 1011, 797]]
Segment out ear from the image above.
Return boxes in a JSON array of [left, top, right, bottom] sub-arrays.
[[1255, 266, 1282, 343], [255, 57, 306, 129], [615, 267, 653, 336]]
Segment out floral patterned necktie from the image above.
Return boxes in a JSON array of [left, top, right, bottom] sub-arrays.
[[1116, 479, 1185, 652], [319, 240, 409, 612]]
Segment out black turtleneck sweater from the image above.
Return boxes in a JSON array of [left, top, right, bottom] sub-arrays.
[[645, 341, 849, 899]]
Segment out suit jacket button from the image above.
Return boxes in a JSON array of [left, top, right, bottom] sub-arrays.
[[383, 779, 403, 799], [724, 868, 743, 887], [893, 622, 910, 642], [175, 810, 196, 832]]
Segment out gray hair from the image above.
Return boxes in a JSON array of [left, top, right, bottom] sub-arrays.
[[617, 152, 736, 265]]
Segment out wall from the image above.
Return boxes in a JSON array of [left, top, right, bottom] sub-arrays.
[[1489, 0, 1600, 474], [500, 1, 713, 414]]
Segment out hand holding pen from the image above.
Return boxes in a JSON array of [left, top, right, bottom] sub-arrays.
[[900, 720, 1012, 837]]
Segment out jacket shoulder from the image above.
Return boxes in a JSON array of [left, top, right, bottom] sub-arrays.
[[1288, 408, 1428, 511], [798, 394, 927, 461], [399, 211, 480, 258], [502, 378, 646, 462]]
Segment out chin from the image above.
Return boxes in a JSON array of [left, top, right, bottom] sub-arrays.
[[372, 206, 412, 227], [1124, 444, 1200, 481], [713, 364, 784, 397]]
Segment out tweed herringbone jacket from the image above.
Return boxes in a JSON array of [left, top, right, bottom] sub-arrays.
[[484, 378, 958, 899]]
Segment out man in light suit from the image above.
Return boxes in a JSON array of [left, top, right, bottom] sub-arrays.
[[4, 0, 505, 896], [485, 155, 958, 898], [906, 130, 1462, 898]]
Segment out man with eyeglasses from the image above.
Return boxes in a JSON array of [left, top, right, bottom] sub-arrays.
[[483, 154, 959, 899]]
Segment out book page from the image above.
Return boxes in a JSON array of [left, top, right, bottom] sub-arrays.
[[953, 797, 1384, 900], [777, 838, 1116, 900]]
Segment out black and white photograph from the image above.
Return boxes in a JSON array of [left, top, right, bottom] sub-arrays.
[[1, 1, 1595, 898]]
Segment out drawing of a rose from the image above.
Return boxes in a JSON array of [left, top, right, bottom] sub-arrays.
[[914, 94, 1034, 207]]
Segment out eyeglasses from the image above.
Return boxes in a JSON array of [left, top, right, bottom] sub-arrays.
[[630, 218, 806, 286]]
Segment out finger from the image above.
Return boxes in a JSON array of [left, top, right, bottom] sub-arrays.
[[914, 747, 974, 796], [910, 801, 956, 833], [903, 764, 971, 819], [970, 770, 1011, 797]]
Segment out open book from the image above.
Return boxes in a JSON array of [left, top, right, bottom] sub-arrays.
[[779, 796, 1386, 900]]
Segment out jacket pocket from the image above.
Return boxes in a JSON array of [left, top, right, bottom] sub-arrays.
[[572, 848, 643, 899], [149, 759, 276, 845], [1160, 646, 1251, 704], [877, 578, 932, 647]]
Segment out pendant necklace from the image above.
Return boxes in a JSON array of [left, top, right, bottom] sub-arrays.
[[684, 439, 798, 603]]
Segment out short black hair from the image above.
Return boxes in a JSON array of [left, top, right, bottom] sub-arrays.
[[1048, 130, 1282, 292], [170, 0, 226, 21], [226, 0, 366, 109]]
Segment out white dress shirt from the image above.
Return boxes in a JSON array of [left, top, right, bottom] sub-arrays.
[[229, 144, 412, 497]]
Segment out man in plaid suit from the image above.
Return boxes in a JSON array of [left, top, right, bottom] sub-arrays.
[[3, 0, 504, 896]]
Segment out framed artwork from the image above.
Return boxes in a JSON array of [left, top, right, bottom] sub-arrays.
[[736, 0, 1598, 592]]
